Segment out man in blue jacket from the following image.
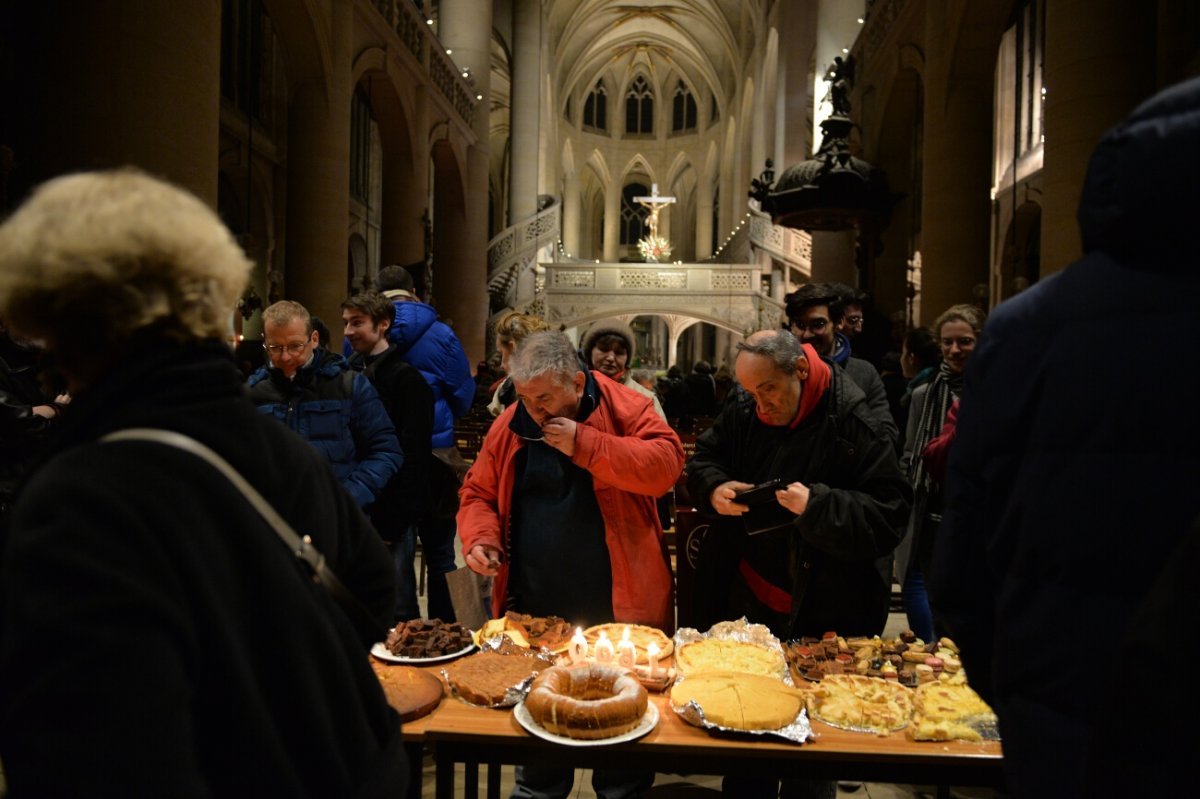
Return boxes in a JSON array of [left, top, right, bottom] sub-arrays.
[[376, 265, 474, 621], [249, 300, 402, 508]]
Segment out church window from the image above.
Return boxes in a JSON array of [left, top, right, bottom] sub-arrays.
[[583, 81, 607, 132], [672, 80, 697, 133], [625, 76, 654, 135], [620, 182, 650, 245]]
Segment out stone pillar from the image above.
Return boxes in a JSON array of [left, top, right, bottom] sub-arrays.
[[918, 3, 995, 320], [508, 0, 541, 225], [779, 0, 817, 165], [7, 1, 220, 205], [695, 172, 715, 260], [714, 328, 732, 371], [1040, 0, 1154, 274], [285, 0, 354, 326], [562, 171, 582, 257], [603, 181, 621, 261], [380, 88, 431, 269], [437, 0, 493, 364], [809, 230, 856, 285]]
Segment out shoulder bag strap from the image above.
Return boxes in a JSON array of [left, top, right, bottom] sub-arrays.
[[100, 427, 386, 642]]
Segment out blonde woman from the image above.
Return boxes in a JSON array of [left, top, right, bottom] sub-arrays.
[[487, 310, 551, 416]]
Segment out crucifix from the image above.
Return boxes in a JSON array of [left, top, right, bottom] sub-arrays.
[[633, 183, 676, 240]]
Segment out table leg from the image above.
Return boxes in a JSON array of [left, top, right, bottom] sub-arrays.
[[435, 750, 455, 799], [465, 760, 479, 799], [487, 761, 502, 799]]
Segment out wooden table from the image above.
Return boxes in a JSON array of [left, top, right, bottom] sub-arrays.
[[375, 660, 1004, 799]]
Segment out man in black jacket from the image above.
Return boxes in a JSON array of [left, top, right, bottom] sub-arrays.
[[343, 290, 436, 621], [686, 329, 909, 640], [0, 169, 407, 797]]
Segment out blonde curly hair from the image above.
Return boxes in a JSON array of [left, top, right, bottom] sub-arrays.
[[0, 168, 251, 375]]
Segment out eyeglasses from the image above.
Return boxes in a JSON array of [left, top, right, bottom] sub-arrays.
[[263, 341, 310, 357], [940, 337, 977, 349], [844, 315, 863, 325], [791, 318, 829, 333]]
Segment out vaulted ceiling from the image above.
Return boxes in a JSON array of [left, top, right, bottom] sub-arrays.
[[546, 0, 765, 120]]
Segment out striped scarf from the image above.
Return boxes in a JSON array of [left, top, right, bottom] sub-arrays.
[[907, 361, 963, 492]]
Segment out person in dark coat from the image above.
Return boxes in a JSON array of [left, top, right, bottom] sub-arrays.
[[343, 290, 436, 622], [931, 75, 1200, 798], [686, 329, 910, 640], [0, 168, 406, 796], [376, 264, 475, 622], [682, 360, 717, 418], [784, 282, 897, 443], [248, 300, 402, 509]]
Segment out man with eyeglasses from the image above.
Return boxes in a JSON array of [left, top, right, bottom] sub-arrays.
[[248, 300, 402, 508], [784, 283, 896, 443], [835, 284, 867, 341]]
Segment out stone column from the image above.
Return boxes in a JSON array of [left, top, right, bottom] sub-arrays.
[[7, 1, 220, 205], [1040, 0, 1154, 274], [714, 328, 732, 370], [695, 171, 715, 260], [918, 3, 995, 321], [285, 0, 354, 326], [508, 0, 541, 224], [603, 180, 621, 261], [562, 171, 582, 257], [809, 230, 856, 285], [437, 0, 493, 364], [380, 88, 431, 268]]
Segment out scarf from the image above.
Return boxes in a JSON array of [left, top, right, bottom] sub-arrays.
[[830, 332, 852, 366], [907, 361, 964, 491], [753, 343, 832, 427]]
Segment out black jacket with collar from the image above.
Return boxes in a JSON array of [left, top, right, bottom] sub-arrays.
[[686, 364, 910, 638]]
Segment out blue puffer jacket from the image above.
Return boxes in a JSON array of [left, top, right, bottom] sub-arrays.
[[385, 300, 474, 449], [247, 349, 402, 507]]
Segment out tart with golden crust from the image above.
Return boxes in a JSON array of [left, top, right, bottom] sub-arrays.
[[582, 623, 673, 664], [906, 682, 996, 742], [675, 638, 786, 678], [805, 674, 913, 735]]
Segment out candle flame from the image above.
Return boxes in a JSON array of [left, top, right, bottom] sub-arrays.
[[647, 642, 660, 656], [621, 626, 631, 643], [597, 631, 610, 642]]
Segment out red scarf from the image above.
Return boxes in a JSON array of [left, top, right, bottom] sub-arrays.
[[754, 342, 832, 427]]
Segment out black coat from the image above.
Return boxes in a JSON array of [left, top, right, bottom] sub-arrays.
[[350, 345, 436, 531], [0, 337, 406, 797], [931, 76, 1200, 798], [686, 366, 910, 639]]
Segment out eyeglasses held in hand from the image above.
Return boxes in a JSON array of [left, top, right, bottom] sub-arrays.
[[263, 342, 309, 357]]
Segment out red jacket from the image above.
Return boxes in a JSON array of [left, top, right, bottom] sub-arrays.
[[457, 375, 683, 629]]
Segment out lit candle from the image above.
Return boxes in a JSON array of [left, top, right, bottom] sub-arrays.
[[616, 626, 636, 669], [569, 627, 588, 665], [646, 642, 661, 678], [594, 631, 615, 665]]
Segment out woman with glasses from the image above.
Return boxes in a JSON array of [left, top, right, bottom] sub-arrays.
[[897, 304, 986, 642]]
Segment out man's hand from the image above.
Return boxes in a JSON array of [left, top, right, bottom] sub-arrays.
[[541, 417, 577, 457], [710, 480, 754, 515], [465, 544, 504, 576], [775, 481, 811, 516]]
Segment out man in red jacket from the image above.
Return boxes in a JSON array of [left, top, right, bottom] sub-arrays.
[[459, 330, 682, 798], [459, 330, 682, 630]]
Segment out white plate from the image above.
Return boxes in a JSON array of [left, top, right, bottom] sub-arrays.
[[513, 700, 659, 747], [371, 641, 476, 665]]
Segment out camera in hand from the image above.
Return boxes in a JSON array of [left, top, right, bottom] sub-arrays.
[[733, 478, 786, 506]]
